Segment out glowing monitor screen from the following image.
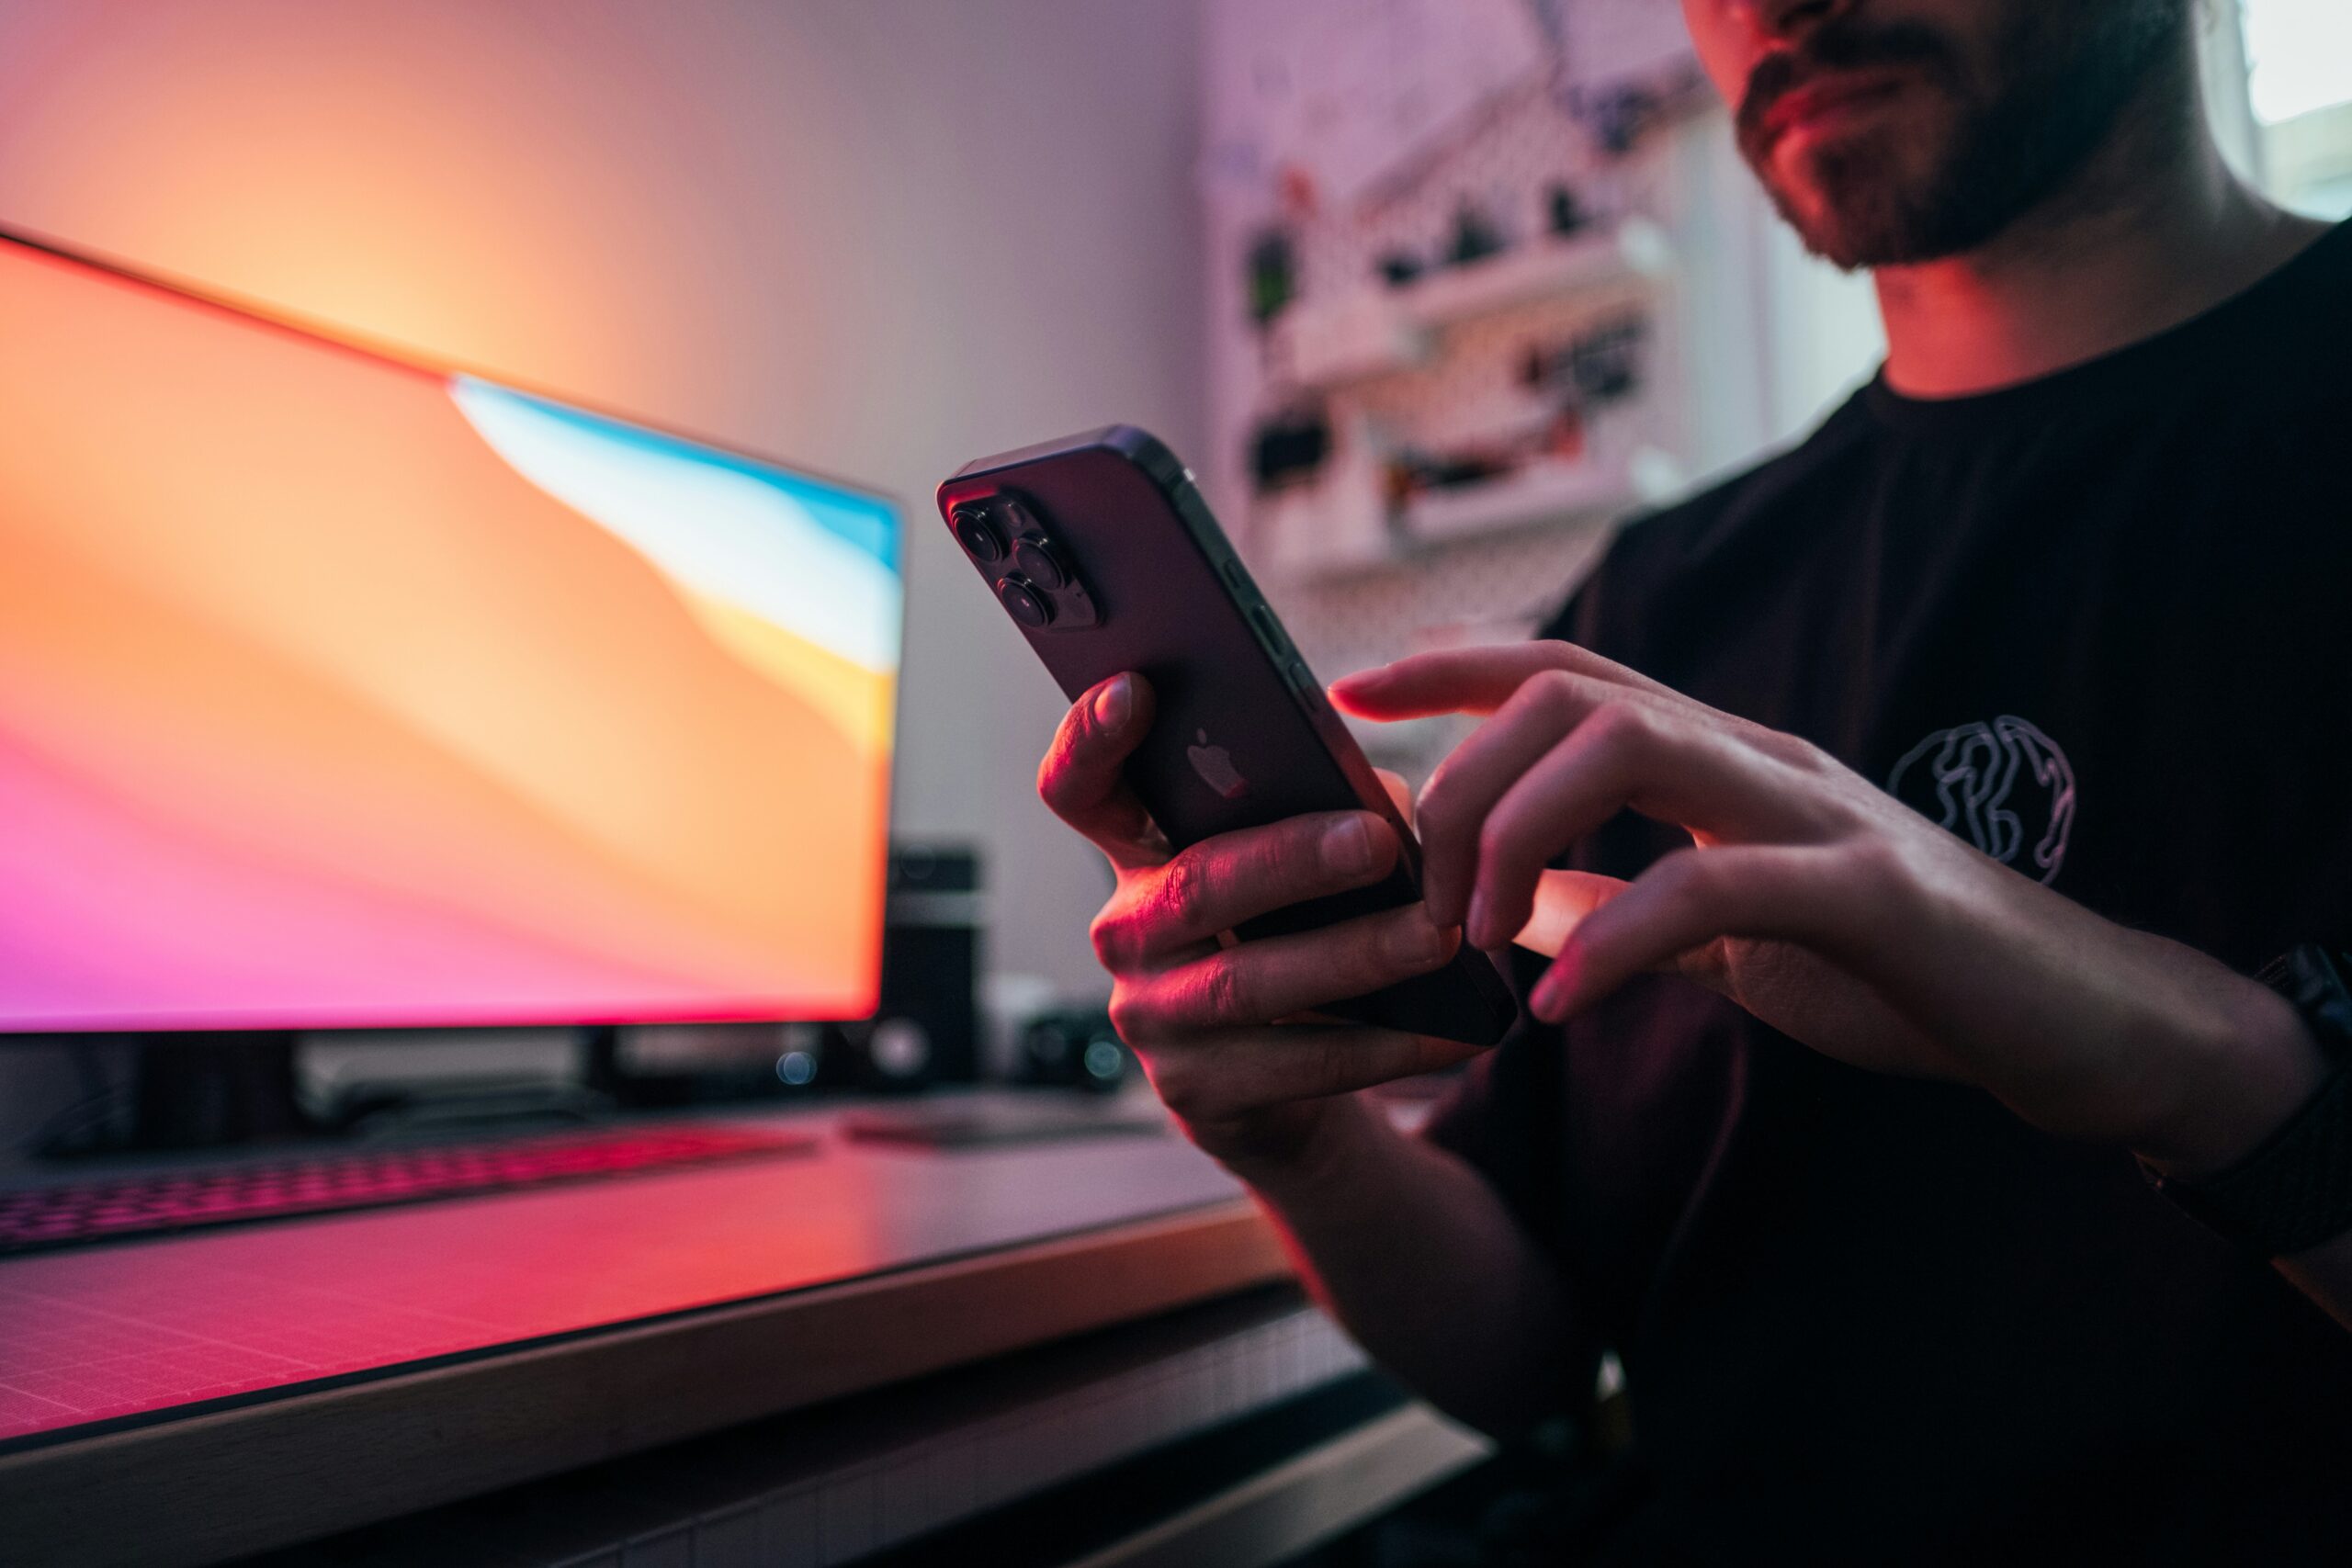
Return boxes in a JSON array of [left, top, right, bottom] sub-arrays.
[[0, 232, 901, 1032]]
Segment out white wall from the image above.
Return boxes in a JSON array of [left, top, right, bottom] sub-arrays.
[[0, 0, 1205, 1009], [1668, 104, 1884, 480]]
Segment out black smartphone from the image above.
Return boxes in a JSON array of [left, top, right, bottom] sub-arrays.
[[937, 425, 1518, 1047]]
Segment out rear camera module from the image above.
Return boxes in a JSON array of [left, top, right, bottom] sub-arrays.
[[951, 504, 1007, 562], [1010, 538, 1069, 591], [996, 576, 1054, 627]]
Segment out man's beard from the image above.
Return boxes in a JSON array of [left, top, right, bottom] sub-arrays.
[[1735, 4, 2191, 270]]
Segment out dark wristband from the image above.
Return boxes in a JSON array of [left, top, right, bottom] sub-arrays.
[[2147, 945, 2352, 1258]]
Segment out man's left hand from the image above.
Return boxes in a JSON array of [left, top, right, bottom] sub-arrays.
[[1331, 640, 2323, 1177]]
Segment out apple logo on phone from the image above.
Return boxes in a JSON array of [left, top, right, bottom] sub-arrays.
[[1187, 729, 1250, 799]]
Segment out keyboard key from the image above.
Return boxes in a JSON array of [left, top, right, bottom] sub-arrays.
[[0, 1124, 816, 1258]]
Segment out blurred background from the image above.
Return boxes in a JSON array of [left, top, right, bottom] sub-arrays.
[[0, 0, 2340, 1020]]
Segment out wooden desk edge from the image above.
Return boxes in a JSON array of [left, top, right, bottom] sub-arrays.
[[0, 1198, 1290, 1568]]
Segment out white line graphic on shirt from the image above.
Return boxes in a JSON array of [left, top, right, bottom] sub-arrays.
[[1887, 716, 2077, 885]]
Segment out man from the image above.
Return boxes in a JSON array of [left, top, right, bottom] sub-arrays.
[[1040, 0, 2352, 1558]]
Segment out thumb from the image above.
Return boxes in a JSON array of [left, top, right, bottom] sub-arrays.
[[1512, 869, 1630, 957]]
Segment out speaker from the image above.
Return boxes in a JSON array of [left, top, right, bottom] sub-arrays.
[[862, 843, 982, 1089]]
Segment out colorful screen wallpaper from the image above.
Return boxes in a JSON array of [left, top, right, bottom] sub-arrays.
[[0, 236, 901, 1031]]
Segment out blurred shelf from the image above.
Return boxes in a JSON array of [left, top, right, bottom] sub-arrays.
[[1401, 451, 1653, 544], [1275, 219, 1674, 390], [1256, 445, 1676, 588]]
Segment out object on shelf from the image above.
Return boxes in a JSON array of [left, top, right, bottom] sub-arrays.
[[1249, 404, 1334, 493], [1570, 315, 1648, 404], [1560, 58, 1712, 156], [1277, 288, 1430, 389], [1410, 216, 1670, 326], [1257, 417, 1393, 578], [1383, 446, 1519, 503], [1584, 83, 1669, 156], [1247, 228, 1297, 328], [1272, 220, 1672, 390], [1250, 409, 1345, 493], [1276, 162, 1320, 219], [1521, 311, 1652, 408], [1444, 198, 1510, 267], [1545, 183, 1591, 238], [1399, 446, 1678, 546], [1539, 405, 1589, 463]]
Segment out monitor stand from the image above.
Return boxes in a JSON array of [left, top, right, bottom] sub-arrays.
[[132, 1032, 311, 1148]]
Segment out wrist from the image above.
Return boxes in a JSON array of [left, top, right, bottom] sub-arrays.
[[2139, 975, 2330, 1179], [1212, 1093, 1388, 1201]]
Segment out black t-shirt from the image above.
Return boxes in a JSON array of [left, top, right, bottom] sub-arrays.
[[1425, 220, 2352, 1563]]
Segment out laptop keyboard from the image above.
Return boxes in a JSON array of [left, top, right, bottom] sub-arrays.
[[0, 1123, 816, 1257]]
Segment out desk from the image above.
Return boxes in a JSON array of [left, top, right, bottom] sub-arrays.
[[0, 1096, 1329, 1566], [244, 1287, 1488, 1568]]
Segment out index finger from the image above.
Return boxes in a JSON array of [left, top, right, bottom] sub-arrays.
[[1329, 640, 1678, 721], [1037, 672, 1169, 871]]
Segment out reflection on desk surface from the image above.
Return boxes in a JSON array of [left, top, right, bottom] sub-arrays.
[[0, 1091, 1238, 1449]]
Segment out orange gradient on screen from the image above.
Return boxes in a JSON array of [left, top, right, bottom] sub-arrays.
[[0, 236, 900, 1030]]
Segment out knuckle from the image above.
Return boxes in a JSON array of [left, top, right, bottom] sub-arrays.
[[1035, 752, 1068, 810], [1154, 851, 1215, 929], [1476, 810, 1517, 866], [1586, 699, 1651, 750], [1106, 987, 1152, 1046], [1295, 813, 1374, 890], [1197, 958, 1251, 1028], [1088, 907, 1133, 970], [1758, 726, 1825, 771], [1841, 834, 1908, 902], [1524, 668, 1585, 721], [1272, 818, 1326, 887], [1149, 1055, 1206, 1122], [1652, 848, 1716, 911], [1311, 1031, 1355, 1098]]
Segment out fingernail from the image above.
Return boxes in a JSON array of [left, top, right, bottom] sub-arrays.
[[1092, 676, 1131, 732], [1466, 889, 1494, 950], [1523, 949, 1580, 1024], [1529, 963, 1572, 1021], [1321, 815, 1374, 875], [1387, 909, 1448, 965]]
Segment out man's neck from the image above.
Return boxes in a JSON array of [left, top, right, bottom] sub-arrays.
[[1872, 78, 2328, 400]]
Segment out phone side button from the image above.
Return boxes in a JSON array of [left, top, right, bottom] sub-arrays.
[[1250, 604, 1287, 655], [1286, 660, 1320, 705]]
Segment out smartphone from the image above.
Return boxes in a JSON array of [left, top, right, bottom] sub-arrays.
[[937, 425, 1518, 1047]]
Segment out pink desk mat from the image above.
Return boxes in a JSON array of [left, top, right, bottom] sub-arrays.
[[0, 1103, 1240, 1447]]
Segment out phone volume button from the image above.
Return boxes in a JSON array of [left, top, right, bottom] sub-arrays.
[[1249, 604, 1286, 654], [1286, 660, 1319, 704]]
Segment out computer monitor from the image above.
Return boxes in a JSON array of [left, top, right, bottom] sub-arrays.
[[0, 229, 902, 1034]]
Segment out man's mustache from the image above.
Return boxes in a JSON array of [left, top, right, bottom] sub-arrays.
[[1736, 19, 1959, 159]]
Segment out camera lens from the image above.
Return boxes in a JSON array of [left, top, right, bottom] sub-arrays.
[[1011, 537, 1069, 590], [952, 505, 1006, 562], [996, 576, 1054, 627]]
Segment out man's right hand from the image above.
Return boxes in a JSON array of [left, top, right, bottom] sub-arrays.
[[1037, 671, 1483, 1175]]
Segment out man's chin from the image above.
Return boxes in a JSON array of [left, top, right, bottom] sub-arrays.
[[1760, 148, 1948, 271]]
